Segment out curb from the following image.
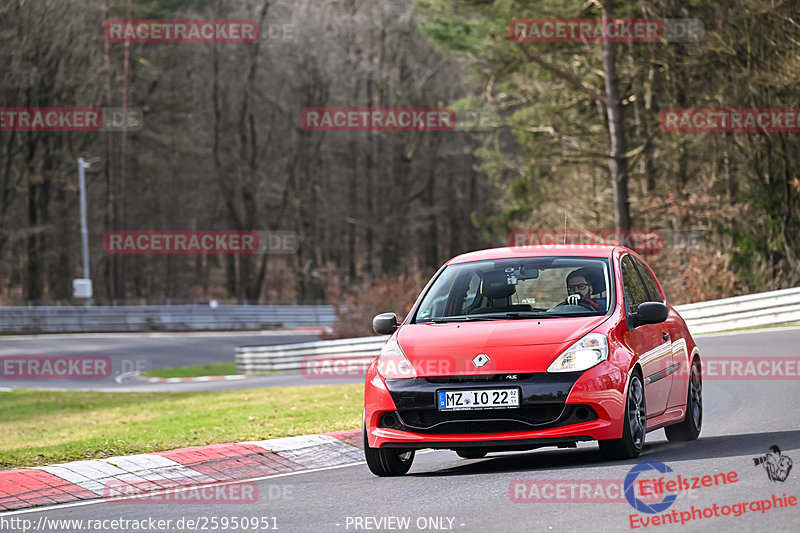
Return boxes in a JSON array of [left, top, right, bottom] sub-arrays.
[[0, 429, 362, 512]]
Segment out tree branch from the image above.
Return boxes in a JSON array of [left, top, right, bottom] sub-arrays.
[[517, 44, 607, 106]]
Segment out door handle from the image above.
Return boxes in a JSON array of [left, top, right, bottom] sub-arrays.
[[663, 332, 670, 341]]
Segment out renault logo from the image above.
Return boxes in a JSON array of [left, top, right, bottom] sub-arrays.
[[472, 353, 490, 368]]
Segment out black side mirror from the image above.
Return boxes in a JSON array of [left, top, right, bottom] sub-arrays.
[[632, 302, 668, 327], [373, 312, 399, 335]]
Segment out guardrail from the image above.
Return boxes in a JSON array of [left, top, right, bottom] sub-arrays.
[[674, 286, 800, 335], [236, 336, 387, 374], [235, 287, 800, 372], [0, 305, 336, 334]]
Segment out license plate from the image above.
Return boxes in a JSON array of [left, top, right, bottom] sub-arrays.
[[437, 388, 520, 411]]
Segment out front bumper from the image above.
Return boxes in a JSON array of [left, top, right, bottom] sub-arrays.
[[364, 361, 627, 449], [382, 374, 595, 434]]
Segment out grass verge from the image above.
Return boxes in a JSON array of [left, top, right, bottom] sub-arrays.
[[0, 384, 362, 469], [141, 363, 277, 378], [142, 362, 237, 378]]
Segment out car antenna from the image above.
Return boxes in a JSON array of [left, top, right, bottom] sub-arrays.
[[563, 211, 568, 244]]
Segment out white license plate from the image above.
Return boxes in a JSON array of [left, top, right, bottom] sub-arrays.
[[437, 388, 520, 410]]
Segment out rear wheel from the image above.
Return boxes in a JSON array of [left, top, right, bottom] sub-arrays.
[[455, 449, 487, 459], [599, 372, 646, 460], [363, 422, 415, 476], [665, 359, 702, 442]]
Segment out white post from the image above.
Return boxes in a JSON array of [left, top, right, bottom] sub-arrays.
[[73, 158, 93, 301]]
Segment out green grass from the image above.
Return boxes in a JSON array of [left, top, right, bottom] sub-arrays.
[[141, 363, 277, 378], [0, 385, 362, 469], [142, 362, 238, 378]]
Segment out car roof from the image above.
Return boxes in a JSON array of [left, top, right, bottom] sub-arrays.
[[446, 245, 627, 265]]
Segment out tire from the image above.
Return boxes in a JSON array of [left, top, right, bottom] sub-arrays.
[[455, 449, 487, 459], [599, 372, 646, 460], [665, 359, 702, 442], [363, 422, 415, 476]]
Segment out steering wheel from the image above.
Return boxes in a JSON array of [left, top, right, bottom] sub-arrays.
[[553, 298, 597, 311]]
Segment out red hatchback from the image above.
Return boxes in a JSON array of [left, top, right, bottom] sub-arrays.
[[363, 245, 702, 476]]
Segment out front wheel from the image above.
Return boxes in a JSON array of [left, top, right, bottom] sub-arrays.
[[665, 359, 702, 442], [599, 372, 646, 460], [363, 422, 415, 476]]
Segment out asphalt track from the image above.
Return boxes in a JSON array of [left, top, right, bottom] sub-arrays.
[[2, 326, 799, 391], [2, 328, 799, 532], [0, 331, 321, 391]]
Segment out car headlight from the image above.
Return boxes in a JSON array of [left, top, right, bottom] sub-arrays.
[[547, 333, 608, 373], [377, 339, 417, 379]]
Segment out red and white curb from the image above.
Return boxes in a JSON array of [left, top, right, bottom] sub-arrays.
[[0, 429, 361, 512]]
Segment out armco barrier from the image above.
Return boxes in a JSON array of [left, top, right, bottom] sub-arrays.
[[236, 336, 388, 374], [674, 286, 800, 335], [0, 305, 335, 334], [235, 287, 800, 373]]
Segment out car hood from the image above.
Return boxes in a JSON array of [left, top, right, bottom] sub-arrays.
[[396, 316, 609, 375]]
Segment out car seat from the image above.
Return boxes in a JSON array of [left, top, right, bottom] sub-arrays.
[[469, 271, 532, 314]]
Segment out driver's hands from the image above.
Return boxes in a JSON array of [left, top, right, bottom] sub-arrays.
[[566, 294, 580, 305]]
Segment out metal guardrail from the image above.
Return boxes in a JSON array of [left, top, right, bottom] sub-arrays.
[[674, 286, 800, 335], [236, 336, 387, 374], [0, 305, 336, 334], [235, 287, 800, 372]]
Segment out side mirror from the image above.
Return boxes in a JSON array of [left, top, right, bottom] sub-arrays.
[[632, 302, 668, 327], [373, 312, 399, 335]]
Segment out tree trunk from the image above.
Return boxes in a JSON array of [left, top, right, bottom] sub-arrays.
[[601, 0, 631, 231]]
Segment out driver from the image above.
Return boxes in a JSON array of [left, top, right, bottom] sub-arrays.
[[564, 268, 601, 311]]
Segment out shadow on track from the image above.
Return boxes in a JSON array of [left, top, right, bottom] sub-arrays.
[[408, 429, 800, 477]]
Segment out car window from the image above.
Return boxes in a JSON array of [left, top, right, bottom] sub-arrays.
[[414, 257, 612, 321], [631, 256, 663, 303], [620, 255, 648, 314]]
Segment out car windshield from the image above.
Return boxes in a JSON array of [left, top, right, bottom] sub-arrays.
[[414, 256, 612, 322]]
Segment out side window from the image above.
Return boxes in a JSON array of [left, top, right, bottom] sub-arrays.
[[620, 255, 648, 313], [632, 256, 664, 303]]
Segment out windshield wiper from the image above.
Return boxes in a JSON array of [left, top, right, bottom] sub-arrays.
[[473, 312, 558, 319], [426, 317, 470, 323], [424, 311, 592, 322], [425, 315, 508, 323]]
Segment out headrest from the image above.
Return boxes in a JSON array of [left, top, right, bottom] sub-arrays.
[[480, 270, 516, 299]]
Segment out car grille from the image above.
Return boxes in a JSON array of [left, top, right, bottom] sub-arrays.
[[383, 404, 596, 434]]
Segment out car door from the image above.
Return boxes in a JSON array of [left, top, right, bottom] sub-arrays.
[[631, 255, 684, 410], [620, 254, 672, 417]]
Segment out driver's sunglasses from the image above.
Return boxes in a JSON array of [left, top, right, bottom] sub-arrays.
[[566, 283, 589, 292]]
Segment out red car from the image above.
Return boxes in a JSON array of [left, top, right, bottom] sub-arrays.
[[363, 245, 702, 476]]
